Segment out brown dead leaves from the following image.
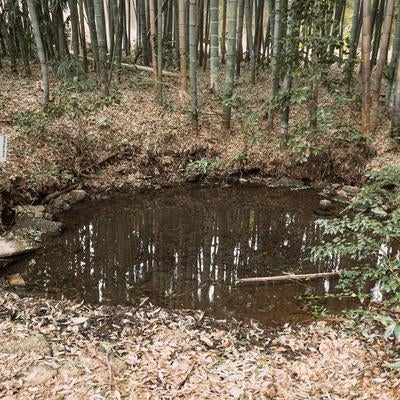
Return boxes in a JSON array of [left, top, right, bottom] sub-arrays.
[[0, 290, 398, 399]]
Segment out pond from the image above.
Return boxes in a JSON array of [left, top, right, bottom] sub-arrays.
[[6, 184, 355, 325]]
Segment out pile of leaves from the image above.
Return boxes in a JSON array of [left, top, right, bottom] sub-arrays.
[[0, 289, 399, 399]]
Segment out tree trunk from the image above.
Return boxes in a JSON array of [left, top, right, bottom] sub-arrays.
[[361, 0, 372, 135], [15, 2, 31, 76], [245, 0, 255, 84], [203, 0, 210, 71], [189, 0, 199, 132], [115, 0, 125, 71], [280, 0, 294, 140], [149, 0, 157, 79], [268, 0, 282, 126], [221, 0, 227, 63], [85, 0, 100, 70], [197, 0, 204, 66], [222, 0, 238, 130], [346, 0, 361, 94], [235, 0, 245, 78], [94, 0, 110, 96], [179, 0, 188, 90], [27, 0, 49, 103], [79, 0, 89, 72], [370, 0, 395, 131], [371, 0, 385, 67], [69, 0, 80, 57], [391, 58, 400, 137], [157, 0, 163, 101], [210, 0, 219, 91], [390, 7, 400, 71]]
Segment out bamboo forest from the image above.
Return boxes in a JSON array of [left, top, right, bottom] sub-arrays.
[[0, 0, 399, 398]]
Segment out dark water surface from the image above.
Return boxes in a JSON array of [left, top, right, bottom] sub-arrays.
[[8, 185, 354, 324]]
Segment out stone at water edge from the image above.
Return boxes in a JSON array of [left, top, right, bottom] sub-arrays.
[[6, 273, 25, 286], [13, 215, 65, 236], [69, 189, 87, 204], [342, 185, 360, 196], [272, 177, 305, 188], [319, 199, 333, 211], [0, 238, 40, 259]]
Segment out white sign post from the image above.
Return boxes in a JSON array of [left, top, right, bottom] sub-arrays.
[[0, 135, 8, 162]]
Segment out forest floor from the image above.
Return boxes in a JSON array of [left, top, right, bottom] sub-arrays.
[[0, 65, 399, 398], [0, 289, 399, 399], [0, 64, 398, 208]]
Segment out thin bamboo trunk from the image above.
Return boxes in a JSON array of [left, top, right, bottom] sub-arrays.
[[209, 0, 219, 91], [69, 0, 80, 56], [94, 0, 110, 96], [198, 0, 204, 65], [79, 0, 88, 72], [189, 0, 198, 132], [392, 58, 400, 137], [157, 0, 163, 101], [221, 0, 227, 63], [222, 0, 238, 130], [280, 0, 294, 140], [203, 0, 210, 71], [85, 0, 100, 70], [236, 0, 244, 78], [149, 0, 157, 79], [268, 0, 282, 126], [245, 0, 255, 84], [179, 0, 188, 90], [370, 0, 395, 131], [27, 0, 49, 103], [371, 0, 385, 67], [362, 0, 372, 135], [346, 0, 361, 93]]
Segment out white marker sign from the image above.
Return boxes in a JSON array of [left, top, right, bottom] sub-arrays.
[[0, 135, 8, 161]]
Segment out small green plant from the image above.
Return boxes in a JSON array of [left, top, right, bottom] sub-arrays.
[[311, 167, 400, 341], [186, 157, 221, 175]]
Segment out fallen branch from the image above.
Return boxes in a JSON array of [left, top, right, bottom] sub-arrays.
[[176, 360, 196, 389], [85, 56, 181, 79], [238, 271, 340, 284], [132, 297, 149, 314]]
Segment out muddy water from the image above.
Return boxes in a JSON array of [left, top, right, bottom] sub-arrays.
[[9, 185, 354, 324]]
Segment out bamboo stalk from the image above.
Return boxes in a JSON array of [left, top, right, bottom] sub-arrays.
[[237, 271, 340, 284]]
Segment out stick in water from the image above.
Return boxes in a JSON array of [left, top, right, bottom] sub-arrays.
[[238, 271, 340, 284]]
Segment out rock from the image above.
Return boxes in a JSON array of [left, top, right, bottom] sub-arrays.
[[371, 207, 388, 218], [14, 215, 65, 236], [312, 181, 326, 190], [330, 189, 350, 204], [52, 196, 66, 210], [322, 187, 337, 197], [51, 189, 88, 211], [25, 365, 57, 386], [6, 273, 25, 286], [342, 185, 360, 196], [271, 177, 305, 188], [0, 238, 40, 259], [319, 199, 333, 211], [0, 334, 51, 356], [96, 114, 110, 128], [68, 189, 87, 204], [14, 205, 46, 219]]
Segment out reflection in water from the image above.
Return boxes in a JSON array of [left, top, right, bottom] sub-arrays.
[[10, 185, 353, 324]]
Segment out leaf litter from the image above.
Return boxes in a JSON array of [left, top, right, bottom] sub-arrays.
[[0, 289, 398, 399]]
